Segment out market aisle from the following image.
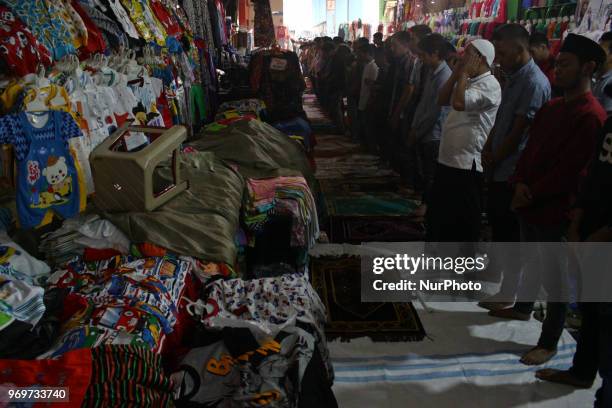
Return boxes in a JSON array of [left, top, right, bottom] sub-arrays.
[[303, 93, 599, 408], [303, 92, 425, 244]]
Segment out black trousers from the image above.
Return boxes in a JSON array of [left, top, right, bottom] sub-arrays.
[[487, 181, 520, 242], [487, 181, 524, 302], [417, 140, 440, 205], [571, 303, 612, 379], [427, 163, 483, 243]]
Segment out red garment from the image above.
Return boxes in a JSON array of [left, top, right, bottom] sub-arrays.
[[494, 0, 507, 23], [83, 248, 122, 261], [484, 22, 499, 40], [0, 5, 51, 76], [478, 22, 487, 37], [482, 0, 495, 17], [72, 0, 106, 58], [474, 1, 484, 17], [161, 272, 201, 367], [150, 0, 182, 37], [136, 242, 167, 257], [0, 348, 92, 408], [156, 92, 173, 128], [511, 93, 606, 225], [537, 55, 556, 87]]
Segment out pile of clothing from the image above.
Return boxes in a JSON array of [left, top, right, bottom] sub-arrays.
[[0, 345, 174, 407], [217, 99, 268, 120], [1, 232, 64, 358], [41, 253, 195, 357], [244, 177, 319, 248], [172, 273, 335, 407], [39, 214, 130, 266]]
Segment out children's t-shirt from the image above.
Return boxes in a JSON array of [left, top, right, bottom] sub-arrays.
[[0, 111, 85, 228], [0, 6, 52, 77], [118, 0, 155, 41], [52, 0, 88, 49], [2, 0, 75, 59], [100, 0, 142, 39], [139, 0, 167, 45]]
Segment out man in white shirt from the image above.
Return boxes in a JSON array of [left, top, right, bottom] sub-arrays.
[[427, 39, 502, 243], [357, 44, 379, 152]]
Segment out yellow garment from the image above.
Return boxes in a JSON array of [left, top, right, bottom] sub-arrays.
[[142, 0, 167, 45], [120, 0, 156, 43], [0, 82, 24, 113], [49, 0, 87, 48], [23, 85, 77, 121]]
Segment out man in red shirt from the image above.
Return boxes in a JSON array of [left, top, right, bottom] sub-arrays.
[[529, 32, 560, 96], [492, 33, 607, 366]]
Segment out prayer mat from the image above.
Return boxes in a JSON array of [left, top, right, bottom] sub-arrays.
[[325, 194, 419, 216], [319, 178, 402, 194], [329, 216, 425, 243], [310, 256, 426, 342]]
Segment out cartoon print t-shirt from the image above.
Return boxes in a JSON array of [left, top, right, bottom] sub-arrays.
[[0, 111, 85, 229], [0, 5, 52, 77]]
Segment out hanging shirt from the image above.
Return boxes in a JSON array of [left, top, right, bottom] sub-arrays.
[[52, 0, 88, 49], [23, 85, 74, 119], [490, 58, 551, 182], [149, 0, 181, 37], [0, 6, 52, 77], [510, 93, 606, 226], [1, 0, 75, 59], [71, 0, 107, 56], [139, 0, 167, 45], [98, 0, 141, 39], [439, 72, 502, 172], [411, 61, 453, 143], [118, 0, 156, 42], [0, 111, 85, 228], [78, 3, 128, 49]]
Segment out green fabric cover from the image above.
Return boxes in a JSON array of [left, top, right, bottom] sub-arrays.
[[189, 119, 315, 187], [105, 119, 316, 265], [105, 152, 244, 265]]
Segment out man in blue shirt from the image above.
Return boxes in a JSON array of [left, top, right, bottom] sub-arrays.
[[407, 34, 453, 217], [479, 24, 551, 312]]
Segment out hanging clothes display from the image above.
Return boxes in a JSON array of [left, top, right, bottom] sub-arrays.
[[248, 49, 305, 122], [253, 0, 275, 47], [1, 0, 76, 59]]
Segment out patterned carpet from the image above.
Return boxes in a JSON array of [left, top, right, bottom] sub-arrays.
[[305, 87, 427, 343], [303, 89, 425, 243], [310, 256, 426, 342]]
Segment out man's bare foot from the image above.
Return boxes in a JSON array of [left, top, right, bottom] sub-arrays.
[[520, 347, 557, 365], [535, 369, 593, 388], [488, 308, 531, 321]]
